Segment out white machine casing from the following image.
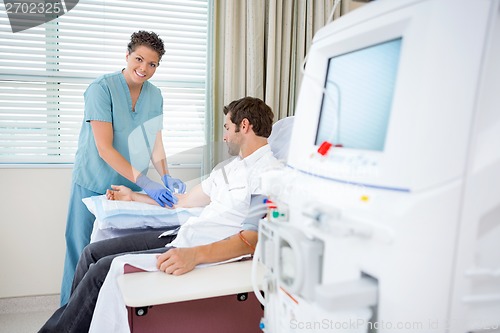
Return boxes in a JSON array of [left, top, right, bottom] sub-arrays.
[[257, 0, 500, 332]]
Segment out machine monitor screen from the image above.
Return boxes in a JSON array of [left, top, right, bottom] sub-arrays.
[[315, 38, 402, 151]]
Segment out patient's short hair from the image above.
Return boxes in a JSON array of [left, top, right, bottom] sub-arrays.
[[223, 97, 274, 138]]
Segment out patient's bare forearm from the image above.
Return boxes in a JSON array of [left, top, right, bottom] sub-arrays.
[[131, 192, 159, 205], [132, 191, 185, 209], [109, 185, 166, 207], [110, 184, 191, 209], [156, 231, 258, 275], [197, 230, 258, 264]]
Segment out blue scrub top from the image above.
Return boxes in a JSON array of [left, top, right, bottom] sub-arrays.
[[73, 70, 164, 194]]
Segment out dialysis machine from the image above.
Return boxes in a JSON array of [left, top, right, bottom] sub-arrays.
[[256, 0, 500, 332]]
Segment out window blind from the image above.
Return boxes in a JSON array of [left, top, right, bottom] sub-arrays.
[[0, 0, 209, 165]]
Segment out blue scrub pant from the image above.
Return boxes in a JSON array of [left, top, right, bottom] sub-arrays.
[[60, 183, 101, 306]]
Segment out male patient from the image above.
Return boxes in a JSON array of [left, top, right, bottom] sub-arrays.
[[39, 96, 281, 333]]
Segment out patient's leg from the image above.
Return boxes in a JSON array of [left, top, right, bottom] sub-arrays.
[[72, 227, 177, 293], [40, 228, 177, 333]]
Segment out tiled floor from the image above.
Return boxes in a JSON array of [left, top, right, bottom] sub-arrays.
[[0, 295, 58, 333]]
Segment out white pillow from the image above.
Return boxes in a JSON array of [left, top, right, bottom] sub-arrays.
[[82, 195, 203, 230]]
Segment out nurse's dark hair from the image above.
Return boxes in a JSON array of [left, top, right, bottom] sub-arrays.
[[127, 31, 165, 61], [223, 97, 274, 138]]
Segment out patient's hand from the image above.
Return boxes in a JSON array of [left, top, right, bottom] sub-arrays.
[[106, 185, 133, 201], [156, 247, 199, 276]]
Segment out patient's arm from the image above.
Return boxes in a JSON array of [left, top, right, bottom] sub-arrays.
[[106, 183, 211, 209], [106, 185, 160, 206], [176, 183, 211, 208], [156, 230, 258, 276]]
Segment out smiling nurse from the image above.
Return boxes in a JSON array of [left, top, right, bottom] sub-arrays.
[[60, 31, 186, 305]]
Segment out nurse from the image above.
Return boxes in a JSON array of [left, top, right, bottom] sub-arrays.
[[60, 30, 186, 305]]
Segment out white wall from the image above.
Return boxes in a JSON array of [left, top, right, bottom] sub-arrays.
[[0, 166, 201, 299]]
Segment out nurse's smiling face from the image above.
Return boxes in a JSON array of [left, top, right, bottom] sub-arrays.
[[123, 45, 160, 87]]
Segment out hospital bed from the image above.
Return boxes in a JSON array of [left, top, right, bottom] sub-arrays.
[[85, 116, 294, 333]]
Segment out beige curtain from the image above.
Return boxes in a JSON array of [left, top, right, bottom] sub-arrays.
[[265, 0, 340, 120], [212, 0, 266, 133], [210, 0, 363, 165]]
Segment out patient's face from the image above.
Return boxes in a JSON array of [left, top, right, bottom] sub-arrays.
[[223, 113, 241, 156]]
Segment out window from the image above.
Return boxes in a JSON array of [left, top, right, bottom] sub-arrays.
[[0, 0, 210, 165]]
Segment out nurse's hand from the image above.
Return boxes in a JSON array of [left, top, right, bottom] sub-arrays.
[[162, 174, 186, 194], [136, 174, 178, 207]]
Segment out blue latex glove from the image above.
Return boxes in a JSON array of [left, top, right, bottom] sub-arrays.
[[136, 174, 177, 207], [162, 174, 186, 194]]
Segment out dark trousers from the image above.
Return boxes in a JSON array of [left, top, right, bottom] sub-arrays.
[[39, 227, 177, 333]]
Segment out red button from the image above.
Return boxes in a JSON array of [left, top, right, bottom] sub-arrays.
[[317, 141, 333, 156]]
